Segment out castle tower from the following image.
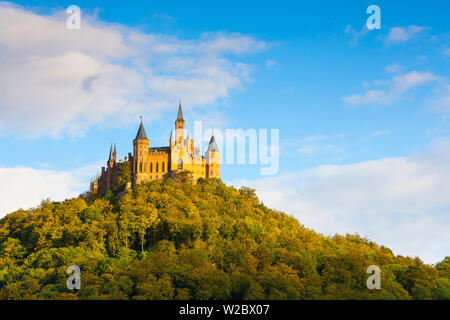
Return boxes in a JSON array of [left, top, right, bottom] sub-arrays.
[[133, 117, 149, 185], [106, 143, 117, 191], [205, 134, 220, 178], [107, 143, 115, 167], [175, 100, 185, 145]]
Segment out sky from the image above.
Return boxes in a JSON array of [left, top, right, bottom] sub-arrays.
[[0, 0, 449, 264]]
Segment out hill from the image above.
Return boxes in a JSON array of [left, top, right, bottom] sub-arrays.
[[0, 174, 449, 300]]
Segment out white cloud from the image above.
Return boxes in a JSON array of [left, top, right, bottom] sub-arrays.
[[427, 84, 450, 113], [0, 3, 270, 138], [152, 13, 177, 24], [230, 139, 450, 264], [0, 167, 84, 217], [285, 134, 345, 158], [371, 129, 392, 137], [342, 71, 438, 106], [344, 25, 370, 46], [0, 159, 105, 218], [265, 59, 277, 69], [386, 25, 427, 43], [384, 62, 402, 74], [297, 144, 343, 156], [443, 48, 450, 57]]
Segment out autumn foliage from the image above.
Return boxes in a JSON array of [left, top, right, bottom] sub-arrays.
[[0, 176, 448, 299]]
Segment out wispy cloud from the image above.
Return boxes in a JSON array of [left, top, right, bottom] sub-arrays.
[[384, 62, 402, 74], [265, 59, 278, 69], [152, 12, 177, 24], [443, 48, 450, 57], [427, 85, 450, 114], [342, 71, 438, 106], [285, 134, 345, 159], [371, 129, 392, 137], [386, 25, 428, 43], [344, 24, 370, 46]]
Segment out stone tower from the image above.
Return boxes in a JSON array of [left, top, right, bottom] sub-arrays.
[[175, 100, 185, 145], [206, 134, 220, 178], [133, 117, 149, 186]]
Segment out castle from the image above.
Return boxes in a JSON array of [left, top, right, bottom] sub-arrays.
[[90, 102, 220, 195]]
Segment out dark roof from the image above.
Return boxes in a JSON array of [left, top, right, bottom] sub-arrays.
[[135, 119, 148, 140], [149, 146, 170, 152], [177, 101, 184, 122], [207, 135, 219, 152]]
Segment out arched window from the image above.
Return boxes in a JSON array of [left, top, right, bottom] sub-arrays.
[[135, 161, 138, 173], [162, 162, 165, 172], [156, 162, 159, 173], [178, 159, 183, 170], [150, 163, 153, 173], [140, 162, 143, 172]]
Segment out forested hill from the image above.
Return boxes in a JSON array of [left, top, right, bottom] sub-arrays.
[[0, 174, 449, 300]]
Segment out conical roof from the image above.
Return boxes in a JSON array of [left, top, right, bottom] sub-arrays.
[[135, 117, 148, 140], [207, 135, 219, 152], [108, 143, 114, 161], [177, 100, 184, 122]]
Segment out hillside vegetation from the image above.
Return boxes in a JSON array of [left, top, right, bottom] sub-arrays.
[[0, 174, 448, 300]]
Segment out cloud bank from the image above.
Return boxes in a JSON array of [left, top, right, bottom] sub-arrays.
[[0, 167, 84, 217], [0, 2, 270, 138], [230, 139, 450, 264]]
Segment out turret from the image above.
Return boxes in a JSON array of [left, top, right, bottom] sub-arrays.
[[205, 133, 220, 178], [175, 100, 185, 145]]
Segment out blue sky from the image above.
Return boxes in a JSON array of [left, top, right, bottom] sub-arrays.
[[0, 0, 449, 263]]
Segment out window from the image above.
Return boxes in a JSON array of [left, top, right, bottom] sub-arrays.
[[162, 162, 165, 172], [150, 163, 153, 173], [156, 162, 159, 173], [178, 159, 183, 170], [140, 162, 143, 173]]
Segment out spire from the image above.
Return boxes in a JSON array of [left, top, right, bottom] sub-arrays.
[[135, 116, 148, 140], [207, 134, 219, 152], [169, 131, 173, 143], [177, 100, 184, 122], [108, 143, 114, 162], [114, 143, 117, 154], [187, 132, 190, 140]]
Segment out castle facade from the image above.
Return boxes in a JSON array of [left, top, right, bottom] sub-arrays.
[[90, 102, 220, 195]]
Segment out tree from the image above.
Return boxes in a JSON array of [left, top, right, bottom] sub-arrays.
[[115, 161, 131, 191]]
